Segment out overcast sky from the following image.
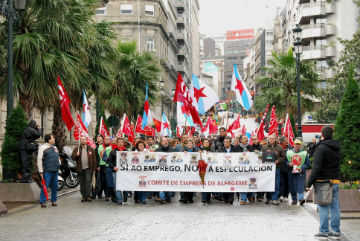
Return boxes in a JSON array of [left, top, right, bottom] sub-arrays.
[[198, 0, 287, 36]]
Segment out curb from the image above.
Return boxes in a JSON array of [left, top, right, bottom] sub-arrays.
[[1, 187, 79, 217]]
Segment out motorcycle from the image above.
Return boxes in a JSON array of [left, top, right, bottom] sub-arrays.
[[59, 152, 79, 188], [58, 171, 65, 191]]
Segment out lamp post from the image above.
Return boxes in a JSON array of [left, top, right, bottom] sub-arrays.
[[2, 0, 27, 119], [160, 79, 165, 116], [293, 24, 303, 137]]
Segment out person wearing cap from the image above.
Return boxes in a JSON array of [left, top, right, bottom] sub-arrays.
[[286, 138, 310, 206]]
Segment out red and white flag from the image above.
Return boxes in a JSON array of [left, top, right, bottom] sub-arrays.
[[153, 118, 162, 133], [210, 119, 218, 134], [257, 104, 270, 142], [117, 114, 135, 145], [227, 114, 241, 134], [268, 106, 278, 136], [249, 131, 254, 145], [73, 113, 96, 148], [283, 113, 295, 147], [176, 126, 181, 138], [98, 116, 110, 137], [57, 76, 74, 131], [242, 125, 246, 136]]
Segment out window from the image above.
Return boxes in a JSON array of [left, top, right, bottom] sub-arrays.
[[95, 7, 106, 15], [120, 4, 133, 14], [145, 5, 154, 16], [146, 38, 154, 51]]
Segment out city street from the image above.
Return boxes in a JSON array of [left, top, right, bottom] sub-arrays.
[[0, 191, 343, 241]]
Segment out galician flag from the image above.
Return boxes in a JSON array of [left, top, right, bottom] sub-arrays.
[[283, 113, 295, 147], [160, 112, 171, 137], [191, 74, 219, 115], [231, 63, 253, 111], [82, 90, 91, 128], [142, 82, 153, 129]]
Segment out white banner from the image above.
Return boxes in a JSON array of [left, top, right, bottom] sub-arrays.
[[116, 152, 275, 192]]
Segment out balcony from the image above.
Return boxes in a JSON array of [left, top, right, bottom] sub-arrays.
[[302, 23, 326, 40], [177, 16, 185, 27], [176, 29, 187, 42], [177, 46, 186, 58], [326, 24, 336, 36], [325, 46, 336, 57], [299, 2, 326, 24], [302, 45, 326, 60], [326, 2, 335, 14], [176, 0, 185, 11], [177, 62, 185, 72]]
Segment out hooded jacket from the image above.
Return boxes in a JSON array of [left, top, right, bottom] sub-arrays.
[[307, 139, 341, 188], [155, 144, 175, 153]]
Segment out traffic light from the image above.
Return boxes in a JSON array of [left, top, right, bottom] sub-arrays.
[[250, 90, 255, 100]]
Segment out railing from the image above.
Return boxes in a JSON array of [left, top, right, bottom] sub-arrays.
[[302, 23, 325, 29], [303, 45, 326, 51]]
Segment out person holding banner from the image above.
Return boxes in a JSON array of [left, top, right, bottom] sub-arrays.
[[134, 140, 148, 204], [180, 140, 198, 204], [108, 137, 127, 205], [99, 136, 115, 202], [95, 134, 106, 199], [238, 135, 254, 205], [217, 136, 238, 205], [200, 139, 213, 204], [261, 134, 286, 205], [286, 138, 310, 206], [155, 137, 175, 204]]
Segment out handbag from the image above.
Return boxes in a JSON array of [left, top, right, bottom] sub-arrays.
[[313, 182, 333, 205]]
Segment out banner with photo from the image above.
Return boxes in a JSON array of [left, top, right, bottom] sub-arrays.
[[116, 151, 275, 192]]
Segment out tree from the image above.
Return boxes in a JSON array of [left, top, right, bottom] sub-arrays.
[[254, 49, 320, 119], [103, 41, 160, 121], [1, 105, 28, 180], [0, 0, 116, 152], [334, 66, 360, 181]]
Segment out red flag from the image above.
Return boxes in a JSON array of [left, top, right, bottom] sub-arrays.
[[74, 113, 96, 148], [118, 114, 135, 145], [99, 116, 110, 137], [186, 126, 195, 137], [41, 178, 48, 201], [201, 118, 211, 133], [143, 126, 155, 137], [242, 125, 246, 135], [283, 113, 295, 147], [57, 76, 74, 131], [135, 115, 143, 133], [268, 106, 278, 136], [249, 131, 254, 145], [257, 121, 265, 142], [209, 119, 218, 134], [176, 126, 181, 138], [153, 118, 162, 132], [227, 114, 241, 133]]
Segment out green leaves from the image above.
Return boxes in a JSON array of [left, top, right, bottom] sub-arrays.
[[334, 66, 360, 181], [254, 49, 320, 118]]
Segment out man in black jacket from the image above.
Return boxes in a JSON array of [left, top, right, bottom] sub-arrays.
[[19, 120, 42, 182], [307, 126, 341, 239], [155, 137, 175, 204], [213, 127, 227, 150], [217, 136, 238, 204]]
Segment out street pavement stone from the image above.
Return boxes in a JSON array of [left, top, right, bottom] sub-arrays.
[[0, 192, 341, 241]]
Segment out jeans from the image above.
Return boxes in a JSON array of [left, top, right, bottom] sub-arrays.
[[201, 192, 211, 202], [279, 170, 289, 198], [289, 172, 306, 202], [40, 171, 58, 204], [79, 168, 92, 199], [159, 191, 171, 201], [112, 172, 127, 203], [318, 184, 340, 235], [97, 166, 107, 197], [271, 169, 281, 201]]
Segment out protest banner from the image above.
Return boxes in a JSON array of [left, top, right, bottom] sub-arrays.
[[116, 151, 275, 192]]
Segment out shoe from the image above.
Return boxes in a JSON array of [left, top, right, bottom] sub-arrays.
[[178, 198, 185, 203], [135, 200, 140, 204], [314, 233, 328, 239], [51, 202, 57, 206], [300, 199, 305, 206], [142, 201, 147, 204], [265, 199, 270, 204], [207, 200, 211, 204], [257, 198, 264, 202], [329, 232, 340, 239], [189, 200, 194, 203], [123, 196, 128, 202], [202, 201, 206, 204], [98, 196, 103, 199], [117, 202, 123, 205], [40, 203, 46, 208], [224, 200, 229, 204], [279, 196, 284, 203], [271, 200, 279, 205], [292, 201, 297, 205], [229, 201, 233, 205], [165, 200, 172, 203], [240, 201, 246, 205], [86, 198, 92, 202], [183, 201, 188, 204], [249, 197, 255, 203], [284, 197, 289, 202], [156, 198, 165, 204], [81, 199, 86, 202], [105, 197, 110, 201]]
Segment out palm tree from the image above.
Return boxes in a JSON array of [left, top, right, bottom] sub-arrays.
[[254, 49, 320, 119], [103, 41, 160, 121], [0, 0, 116, 151]]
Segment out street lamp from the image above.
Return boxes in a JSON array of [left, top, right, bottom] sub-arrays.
[[2, 0, 27, 119], [293, 24, 303, 137], [160, 79, 165, 115]]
